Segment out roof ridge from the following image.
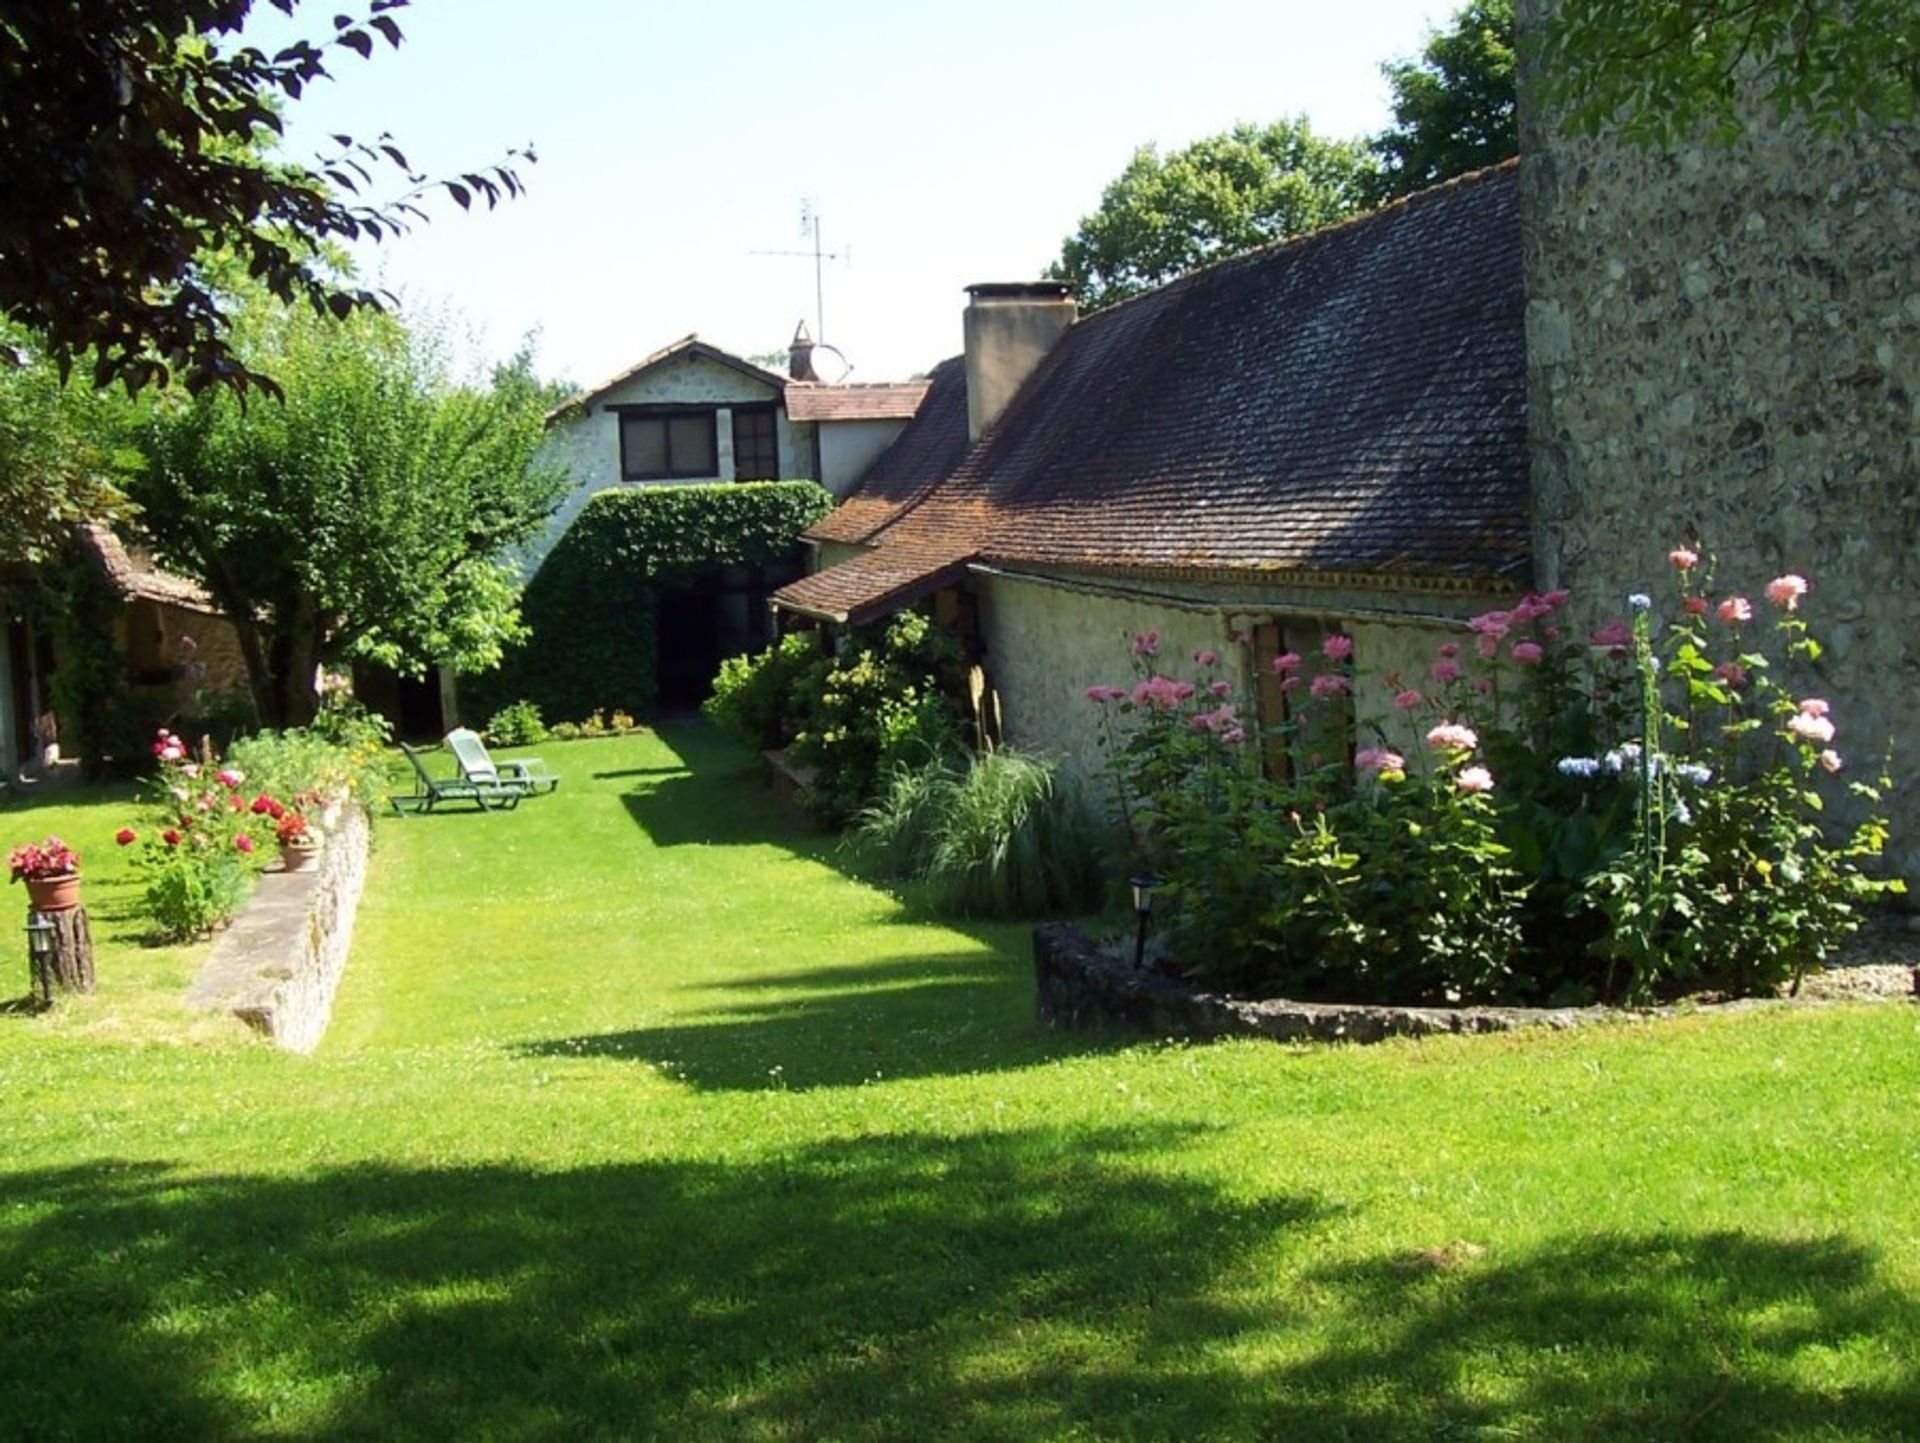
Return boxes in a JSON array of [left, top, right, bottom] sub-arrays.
[[1085, 157, 1520, 326]]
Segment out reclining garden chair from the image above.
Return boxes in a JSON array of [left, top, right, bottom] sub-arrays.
[[390, 742, 525, 815], [445, 727, 560, 797]]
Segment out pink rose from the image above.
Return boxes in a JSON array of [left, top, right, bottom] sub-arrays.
[[1393, 688, 1423, 711], [1476, 633, 1500, 659], [1765, 575, 1809, 611], [1130, 630, 1160, 657], [1682, 596, 1708, 616], [1818, 749, 1844, 774], [1426, 722, 1479, 752], [1310, 673, 1351, 698], [1209, 680, 1232, 699], [1590, 619, 1632, 648], [1456, 766, 1495, 794], [1430, 659, 1462, 683], [1083, 684, 1125, 703], [1510, 641, 1544, 665], [1540, 590, 1570, 609], [1669, 546, 1699, 570], [1193, 648, 1218, 667], [1273, 652, 1303, 674], [1797, 698, 1830, 718], [1787, 712, 1836, 745], [235, 834, 254, 854], [216, 768, 244, 788], [1220, 726, 1247, 745], [1322, 634, 1354, 662], [1468, 610, 1511, 638], [1278, 675, 1303, 694], [1438, 642, 1460, 660], [1355, 747, 1406, 774], [1717, 597, 1753, 624]]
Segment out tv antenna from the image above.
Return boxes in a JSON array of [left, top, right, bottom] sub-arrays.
[[750, 197, 849, 343]]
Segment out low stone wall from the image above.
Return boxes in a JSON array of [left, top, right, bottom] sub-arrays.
[[1034, 925, 1818, 1045], [186, 804, 370, 1052]]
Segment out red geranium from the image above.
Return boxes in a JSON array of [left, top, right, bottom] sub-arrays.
[[7, 836, 79, 882]]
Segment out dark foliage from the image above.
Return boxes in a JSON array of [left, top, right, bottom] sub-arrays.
[[0, 0, 531, 397]]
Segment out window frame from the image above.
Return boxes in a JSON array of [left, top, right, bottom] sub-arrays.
[[614, 405, 720, 481], [730, 404, 780, 481]]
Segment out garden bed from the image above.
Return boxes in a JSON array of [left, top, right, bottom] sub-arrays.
[[1033, 923, 1917, 1045]]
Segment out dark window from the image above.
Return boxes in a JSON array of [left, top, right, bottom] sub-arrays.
[[619, 409, 718, 480], [732, 407, 778, 480]]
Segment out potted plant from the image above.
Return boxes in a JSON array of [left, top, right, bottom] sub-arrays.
[[9, 836, 81, 911], [275, 811, 320, 873]]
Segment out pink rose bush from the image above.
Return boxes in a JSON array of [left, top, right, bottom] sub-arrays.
[[1081, 542, 1897, 1008]]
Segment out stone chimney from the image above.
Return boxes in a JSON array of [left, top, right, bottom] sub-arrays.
[[962, 281, 1075, 441], [789, 320, 818, 382]]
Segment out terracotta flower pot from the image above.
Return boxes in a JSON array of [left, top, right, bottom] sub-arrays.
[[279, 839, 321, 874], [24, 872, 81, 912]]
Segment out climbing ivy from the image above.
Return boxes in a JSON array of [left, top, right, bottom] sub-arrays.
[[469, 481, 832, 723]]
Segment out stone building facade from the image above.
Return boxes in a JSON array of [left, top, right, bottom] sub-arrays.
[[1517, 0, 1920, 877]]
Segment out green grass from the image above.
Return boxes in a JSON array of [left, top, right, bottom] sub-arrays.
[[1, 723, 1916, 1440]]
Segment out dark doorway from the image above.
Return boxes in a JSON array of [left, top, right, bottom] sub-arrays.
[[654, 583, 725, 712]]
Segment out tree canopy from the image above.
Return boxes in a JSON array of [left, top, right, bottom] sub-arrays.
[[135, 300, 565, 727], [1530, 0, 1920, 143], [1046, 119, 1376, 314], [0, 0, 530, 398], [0, 326, 141, 566], [1372, 0, 1517, 200]]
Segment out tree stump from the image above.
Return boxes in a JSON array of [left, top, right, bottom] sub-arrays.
[[31, 906, 95, 1005]]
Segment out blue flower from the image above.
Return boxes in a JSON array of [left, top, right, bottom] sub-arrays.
[[1627, 593, 1653, 612], [1672, 798, 1693, 826], [1556, 756, 1602, 779], [1674, 762, 1713, 786]]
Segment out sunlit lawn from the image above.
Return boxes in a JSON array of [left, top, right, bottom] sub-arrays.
[[0, 723, 1915, 1440]]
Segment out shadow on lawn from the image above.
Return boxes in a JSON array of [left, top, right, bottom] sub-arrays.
[[1, 1141, 1913, 1442], [520, 947, 1126, 1090]]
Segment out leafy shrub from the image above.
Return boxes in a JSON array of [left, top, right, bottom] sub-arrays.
[[704, 632, 822, 751], [487, 700, 548, 747], [119, 728, 275, 940], [788, 612, 967, 826], [1090, 553, 1900, 1006], [227, 729, 378, 811], [855, 750, 1108, 919]]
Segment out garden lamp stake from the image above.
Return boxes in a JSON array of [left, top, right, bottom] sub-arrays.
[[1130, 873, 1159, 969]]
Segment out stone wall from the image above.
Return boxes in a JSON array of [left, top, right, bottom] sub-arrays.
[[1517, 0, 1920, 879], [975, 568, 1499, 799], [186, 803, 371, 1052]]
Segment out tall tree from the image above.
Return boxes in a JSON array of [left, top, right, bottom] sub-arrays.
[[1530, 0, 1920, 143], [135, 301, 565, 726], [1048, 119, 1377, 314], [0, 0, 530, 398], [0, 327, 140, 566], [1372, 0, 1518, 201]]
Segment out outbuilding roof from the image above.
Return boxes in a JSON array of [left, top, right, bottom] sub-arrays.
[[777, 161, 1528, 621]]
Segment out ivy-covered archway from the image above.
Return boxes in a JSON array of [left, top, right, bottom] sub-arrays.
[[467, 481, 832, 724]]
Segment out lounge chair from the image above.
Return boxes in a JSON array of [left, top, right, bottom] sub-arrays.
[[390, 742, 524, 814], [446, 727, 560, 797]]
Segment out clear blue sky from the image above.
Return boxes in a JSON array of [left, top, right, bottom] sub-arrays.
[[250, 0, 1458, 387]]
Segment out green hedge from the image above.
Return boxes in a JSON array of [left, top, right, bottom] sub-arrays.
[[469, 481, 832, 723]]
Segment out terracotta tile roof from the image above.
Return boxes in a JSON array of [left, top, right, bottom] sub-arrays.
[[772, 537, 978, 627], [804, 357, 971, 546], [785, 163, 1528, 622], [76, 524, 220, 613], [784, 380, 931, 423]]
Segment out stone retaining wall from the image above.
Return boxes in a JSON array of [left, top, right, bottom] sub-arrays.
[[186, 804, 370, 1052], [1034, 925, 1801, 1045]]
